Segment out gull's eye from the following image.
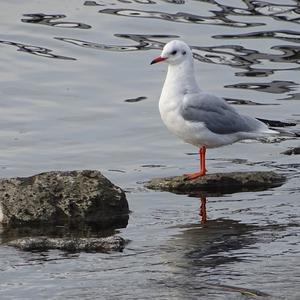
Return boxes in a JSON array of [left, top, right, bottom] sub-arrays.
[[182, 51, 186, 55], [171, 50, 177, 55]]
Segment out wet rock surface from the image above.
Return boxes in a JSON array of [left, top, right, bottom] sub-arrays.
[[145, 171, 286, 196], [7, 235, 126, 252], [0, 170, 129, 228]]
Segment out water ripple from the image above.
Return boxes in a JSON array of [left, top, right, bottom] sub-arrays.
[[205, 0, 300, 26], [53, 32, 300, 77], [214, 30, 300, 43], [22, 13, 91, 29], [97, 0, 300, 27], [84, 0, 185, 5], [55, 34, 179, 52], [99, 8, 264, 27], [225, 80, 298, 94], [0, 39, 75, 60], [192, 44, 300, 77]]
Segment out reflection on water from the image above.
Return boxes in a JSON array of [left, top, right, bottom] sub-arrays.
[[84, 1, 106, 6], [55, 34, 178, 52], [54, 33, 300, 83], [225, 80, 298, 94], [192, 44, 300, 77], [3, 0, 300, 95], [169, 219, 258, 268], [199, 197, 207, 224], [0, 0, 300, 299], [0, 224, 120, 244], [0, 40, 75, 60], [100, 7, 263, 27], [21, 14, 91, 29], [98, 0, 300, 27], [124, 96, 147, 102], [85, 0, 186, 5], [161, 218, 274, 298], [214, 30, 300, 43]]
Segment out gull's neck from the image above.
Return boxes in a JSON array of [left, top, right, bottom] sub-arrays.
[[160, 58, 201, 104]]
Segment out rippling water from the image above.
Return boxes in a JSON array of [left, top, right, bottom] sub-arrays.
[[0, 0, 299, 299]]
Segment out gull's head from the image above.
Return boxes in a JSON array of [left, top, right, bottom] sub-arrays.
[[151, 40, 192, 66]]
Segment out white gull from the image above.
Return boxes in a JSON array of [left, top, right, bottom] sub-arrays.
[[151, 40, 278, 180]]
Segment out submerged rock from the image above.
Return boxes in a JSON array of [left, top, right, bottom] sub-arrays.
[[281, 147, 300, 155], [145, 171, 286, 196], [8, 235, 126, 252], [0, 170, 129, 228]]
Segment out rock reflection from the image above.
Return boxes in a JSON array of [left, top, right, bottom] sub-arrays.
[[0, 225, 119, 244]]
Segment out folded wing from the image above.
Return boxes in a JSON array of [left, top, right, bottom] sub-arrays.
[[181, 93, 265, 135]]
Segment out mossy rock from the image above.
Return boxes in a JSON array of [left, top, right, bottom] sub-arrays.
[[0, 170, 129, 228]]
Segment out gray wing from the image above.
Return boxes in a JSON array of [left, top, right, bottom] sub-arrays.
[[181, 93, 262, 135]]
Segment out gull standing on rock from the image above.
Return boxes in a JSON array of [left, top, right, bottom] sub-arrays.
[[151, 40, 279, 180]]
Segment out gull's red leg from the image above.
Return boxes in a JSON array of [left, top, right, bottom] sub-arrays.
[[185, 146, 207, 180], [200, 145, 207, 174]]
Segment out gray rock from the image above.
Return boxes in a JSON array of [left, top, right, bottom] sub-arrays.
[[281, 147, 300, 155], [145, 171, 286, 196], [7, 235, 126, 252], [0, 170, 129, 228]]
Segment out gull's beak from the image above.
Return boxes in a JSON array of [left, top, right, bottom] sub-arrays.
[[150, 56, 167, 65]]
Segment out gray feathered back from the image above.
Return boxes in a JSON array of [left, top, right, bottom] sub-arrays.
[[181, 93, 263, 135]]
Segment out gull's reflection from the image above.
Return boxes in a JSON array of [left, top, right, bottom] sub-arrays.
[[171, 218, 258, 268], [199, 196, 207, 224], [162, 210, 279, 297]]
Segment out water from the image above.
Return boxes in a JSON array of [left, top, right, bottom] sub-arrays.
[[0, 0, 299, 299]]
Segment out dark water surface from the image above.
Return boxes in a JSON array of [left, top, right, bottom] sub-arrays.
[[0, 0, 299, 299]]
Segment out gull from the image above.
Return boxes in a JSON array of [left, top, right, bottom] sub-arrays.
[[151, 40, 279, 180]]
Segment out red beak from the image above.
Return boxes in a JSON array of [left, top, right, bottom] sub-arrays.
[[150, 56, 167, 65]]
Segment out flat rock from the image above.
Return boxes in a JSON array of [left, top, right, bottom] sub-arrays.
[[145, 171, 286, 196], [0, 170, 129, 228], [8, 235, 126, 252]]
